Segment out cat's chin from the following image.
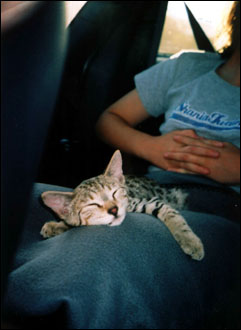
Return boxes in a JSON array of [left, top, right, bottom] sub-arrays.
[[108, 215, 126, 227]]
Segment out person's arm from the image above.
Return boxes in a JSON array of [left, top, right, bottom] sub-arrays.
[[96, 89, 223, 175], [96, 89, 152, 160]]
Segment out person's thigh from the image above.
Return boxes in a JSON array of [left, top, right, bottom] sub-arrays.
[[5, 183, 240, 329]]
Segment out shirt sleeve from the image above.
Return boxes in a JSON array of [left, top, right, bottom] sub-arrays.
[[134, 55, 179, 118]]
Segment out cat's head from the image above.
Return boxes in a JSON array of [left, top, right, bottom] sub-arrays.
[[41, 150, 128, 227]]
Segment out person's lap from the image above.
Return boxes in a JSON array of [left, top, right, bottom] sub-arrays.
[[4, 182, 240, 329]]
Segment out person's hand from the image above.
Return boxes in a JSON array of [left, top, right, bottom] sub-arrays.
[[206, 142, 240, 184], [164, 134, 240, 185], [146, 130, 223, 174]]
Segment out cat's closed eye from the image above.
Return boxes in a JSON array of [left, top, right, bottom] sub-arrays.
[[81, 204, 102, 215], [113, 188, 126, 200], [85, 203, 102, 208]]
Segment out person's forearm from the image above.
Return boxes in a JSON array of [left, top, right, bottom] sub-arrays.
[[97, 111, 232, 176], [96, 112, 154, 162]]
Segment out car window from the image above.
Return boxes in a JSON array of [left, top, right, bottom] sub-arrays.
[[158, 1, 233, 61], [65, 1, 87, 26], [64, 1, 233, 62]]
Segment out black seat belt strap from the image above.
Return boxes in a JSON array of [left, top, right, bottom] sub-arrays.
[[184, 2, 215, 53]]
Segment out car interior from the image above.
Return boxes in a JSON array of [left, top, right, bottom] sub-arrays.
[[36, 1, 216, 188], [2, 1, 237, 327]]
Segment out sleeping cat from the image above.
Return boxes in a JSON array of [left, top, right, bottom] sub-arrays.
[[40, 150, 204, 260]]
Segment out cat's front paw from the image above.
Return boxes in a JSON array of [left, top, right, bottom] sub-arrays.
[[175, 232, 205, 261], [40, 221, 69, 238]]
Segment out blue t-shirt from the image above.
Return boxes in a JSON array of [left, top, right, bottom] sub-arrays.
[[134, 50, 240, 192], [135, 50, 240, 148]]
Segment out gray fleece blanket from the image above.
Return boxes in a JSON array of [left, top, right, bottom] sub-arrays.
[[4, 173, 240, 329]]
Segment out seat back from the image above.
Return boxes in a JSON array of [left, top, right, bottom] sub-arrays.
[[1, 1, 67, 300]]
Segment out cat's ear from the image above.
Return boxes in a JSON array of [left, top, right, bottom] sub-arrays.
[[104, 150, 124, 183], [41, 191, 74, 219]]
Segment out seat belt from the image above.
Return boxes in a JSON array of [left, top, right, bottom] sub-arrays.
[[184, 2, 215, 53]]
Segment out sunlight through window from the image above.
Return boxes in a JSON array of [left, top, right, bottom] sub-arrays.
[[159, 1, 234, 55], [65, 1, 87, 26]]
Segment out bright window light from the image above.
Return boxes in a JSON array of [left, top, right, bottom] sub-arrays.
[[65, 1, 87, 26], [159, 1, 234, 55]]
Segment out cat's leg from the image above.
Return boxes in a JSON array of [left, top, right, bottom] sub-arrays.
[[128, 198, 204, 261], [157, 205, 204, 261], [40, 220, 70, 238]]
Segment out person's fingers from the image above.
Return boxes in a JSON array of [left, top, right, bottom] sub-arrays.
[[167, 146, 220, 158], [164, 152, 210, 175], [173, 134, 224, 148], [167, 168, 195, 175], [167, 162, 210, 175], [178, 129, 199, 138]]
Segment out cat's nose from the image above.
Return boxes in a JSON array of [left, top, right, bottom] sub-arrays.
[[108, 206, 118, 216]]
